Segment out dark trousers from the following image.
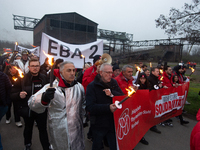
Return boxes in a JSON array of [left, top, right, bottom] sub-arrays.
[[92, 126, 117, 150], [23, 110, 50, 150], [0, 106, 8, 150], [6, 102, 21, 122]]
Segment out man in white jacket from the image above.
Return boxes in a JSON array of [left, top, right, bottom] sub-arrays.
[[14, 49, 29, 74], [28, 61, 86, 150]]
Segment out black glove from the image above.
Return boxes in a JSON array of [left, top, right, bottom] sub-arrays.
[[42, 88, 56, 104]]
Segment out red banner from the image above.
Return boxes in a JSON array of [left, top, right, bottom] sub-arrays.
[[113, 82, 190, 150]]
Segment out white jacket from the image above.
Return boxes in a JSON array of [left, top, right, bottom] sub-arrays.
[[28, 80, 86, 150]]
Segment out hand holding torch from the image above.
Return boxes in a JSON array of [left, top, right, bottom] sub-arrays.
[[189, 67, 195, 76], [115, 86, 136, 109], [43, 51, 54, 87]]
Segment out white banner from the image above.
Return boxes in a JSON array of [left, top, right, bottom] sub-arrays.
[[40, 33, 103, 68], [18, 46, 40, 57]]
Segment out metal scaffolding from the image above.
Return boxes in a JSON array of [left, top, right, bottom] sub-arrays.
[[13, 14, 40, 31]]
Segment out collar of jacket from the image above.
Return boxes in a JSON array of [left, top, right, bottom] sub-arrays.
[[149, 73, 159, 81], [163, 71, 170, 79], [26, 71, 40, 80], [118, 72, 133, 82], [54, 69, 77, 88], [93, 74, 113, 89]]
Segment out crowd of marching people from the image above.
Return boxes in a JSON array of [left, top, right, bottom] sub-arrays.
[[0, 49, 198, 150]]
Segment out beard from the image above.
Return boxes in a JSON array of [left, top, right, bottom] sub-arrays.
[[31, 72, 38, 76]]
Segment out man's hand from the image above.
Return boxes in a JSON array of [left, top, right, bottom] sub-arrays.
[[103, 89, 113, 97], [110, 104, 117, 113], [158, 83, 162, 88], [96, 65, 100, 73], [42, 88, 56, 104], [20, 91, 27, 99], [132, 85, 138, 91], [163, 86, 168, 89]]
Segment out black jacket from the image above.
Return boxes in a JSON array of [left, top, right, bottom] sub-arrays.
[[21, 72, 48, 107], [147, 73, 160, 91], [86, 74, 124, 128], [0, 72, 12, 106], [7, 73, 23, 107]]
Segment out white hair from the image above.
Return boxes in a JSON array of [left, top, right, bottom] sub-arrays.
[[100, 63, 112, 71], [59, 61, 74, 71]]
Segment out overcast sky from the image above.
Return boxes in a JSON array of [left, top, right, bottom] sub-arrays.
[[0, 0, 191, 44]]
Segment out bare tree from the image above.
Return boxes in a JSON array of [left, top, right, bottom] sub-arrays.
[[155, 0, 200, 54]]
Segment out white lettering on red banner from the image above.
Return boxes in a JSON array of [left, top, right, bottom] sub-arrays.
[[155, 91, 187, 118]]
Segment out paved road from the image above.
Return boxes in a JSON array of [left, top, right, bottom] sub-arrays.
[[0, 114, 197, 150]]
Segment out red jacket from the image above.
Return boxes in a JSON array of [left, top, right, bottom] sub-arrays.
[[115, 72, 134, 95], [82, 65, 98, 92], [173, 72, 184, 84], [190, 109, 200, 150], [162, 72, 173, 87]]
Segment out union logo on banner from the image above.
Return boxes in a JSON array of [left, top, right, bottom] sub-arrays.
[[117, 108, 130, 140], [113, 82, 190, 150]]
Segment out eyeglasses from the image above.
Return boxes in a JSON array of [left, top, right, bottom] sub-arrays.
[[30, 65, 40, 68], [103, 71, 113, 74]]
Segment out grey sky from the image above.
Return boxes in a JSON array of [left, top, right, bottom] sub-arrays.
[[0, 0, 191, 44]]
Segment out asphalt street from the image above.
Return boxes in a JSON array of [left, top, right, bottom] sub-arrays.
[[0, 113, 197, 150]]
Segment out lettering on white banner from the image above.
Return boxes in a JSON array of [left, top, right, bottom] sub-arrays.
[[40, 33, 103, 68], [155, 91, 187, 118]]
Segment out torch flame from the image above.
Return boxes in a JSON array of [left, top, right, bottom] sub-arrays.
[[43, 51, 54, 66], [150, 62, 152, 68], [126, 86, 136, 97], [12, 77, 18, 81], [31, 44, 37, 48], [15, 42, 18, 45], [160, 69, 163, 74], [81, 54, 85, 58], [135, 65, 141, 72], [160, 76, 164, 81], [14, 67, 24, 78], [189, 67, 195, 73]]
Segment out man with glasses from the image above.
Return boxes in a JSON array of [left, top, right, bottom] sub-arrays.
[[19, 58, 51, 150], [86, 63, 124, 150]]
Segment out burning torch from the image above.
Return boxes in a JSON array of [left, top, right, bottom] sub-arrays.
[[43, 51, 54, 87], [81, 54, 85, 68], [115, 86, 136, 109], [189, 67, 195, 76], [135, 65, 141, 73], [150, 62, 152, 68], [14, 42, 18, 51], [13, 66, 25, 90]]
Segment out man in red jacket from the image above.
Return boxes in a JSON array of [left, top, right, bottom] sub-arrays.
[[115, 65, 134, 95], [190, 109, 200, 150], [82, 55, 101, 92], [162, 66, 173, 88]]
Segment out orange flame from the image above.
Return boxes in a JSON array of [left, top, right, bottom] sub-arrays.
[[31, 44, 37, 48], [12, 77, 18, 81], [125, 86, 136, 97], [160, 76, 164, 81], [43, 51, 54, 66], [14, 67, 24, 78], [160, 69, 163, 74], [150, 62, 152, 68], [15, 42, 18, 45], [135, 65, 141, 72], [189, 67, 195, 73], [81, 54, 85, 58]]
